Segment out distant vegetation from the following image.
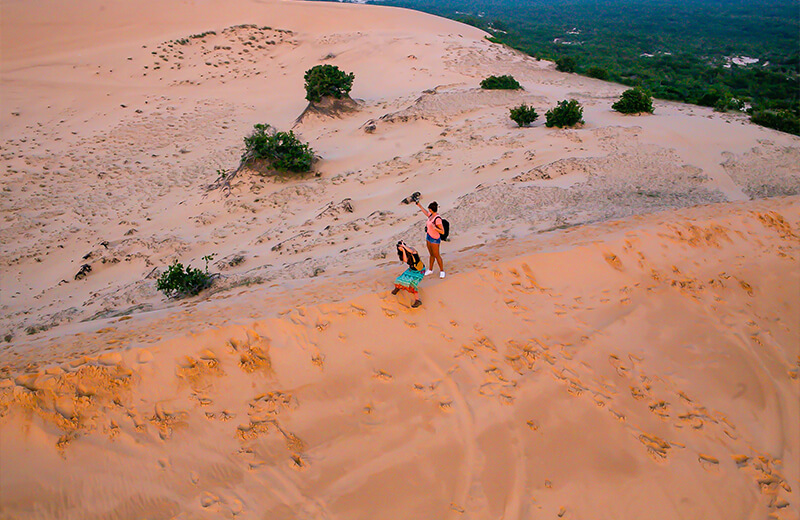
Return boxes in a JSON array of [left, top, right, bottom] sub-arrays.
[[304, 64, 355, 103], [612, 88, 654, 114], [555, 56, 576, 73], [157, 256, 214, 298], [243, 124, 314, 173], [480, 75, 521, 90], [751, 110, 800, 135], [372, 0, 799, 134], [586, 66, 609, 80], [545, 99, 584, 128], [509, 104, 539, 126]]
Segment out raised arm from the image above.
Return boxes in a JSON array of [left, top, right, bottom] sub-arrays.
[[398, 245, 408, 264], [415, 200, 430, 217]]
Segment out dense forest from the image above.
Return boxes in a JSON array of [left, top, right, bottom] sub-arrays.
[[368, 0, 800, 134]]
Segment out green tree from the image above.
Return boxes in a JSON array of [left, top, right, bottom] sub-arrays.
[[545, 99, 584, 128], [243, 124, 314, 173], [586, 66, 609, 80], [612, 88, 654, 114], [696, 89, 723, 108], [480, 75, 522, 90], [509, 104, 539, 126], [304, 64, 355, 103], [556, 56, 577, 73]]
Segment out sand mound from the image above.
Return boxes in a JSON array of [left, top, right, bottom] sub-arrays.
[[294, 96, 361, 126]]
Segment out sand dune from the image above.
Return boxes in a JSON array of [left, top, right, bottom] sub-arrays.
[[1, 0, 798, 518]]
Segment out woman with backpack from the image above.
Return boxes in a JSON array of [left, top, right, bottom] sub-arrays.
[[415, 199, 446, 278], [392, 241, 425, 308]]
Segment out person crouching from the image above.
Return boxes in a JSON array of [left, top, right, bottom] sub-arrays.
[[392, 241, 425, 308]]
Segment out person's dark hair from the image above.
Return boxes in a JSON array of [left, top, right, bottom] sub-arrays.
[[428, 201, 438, 213]]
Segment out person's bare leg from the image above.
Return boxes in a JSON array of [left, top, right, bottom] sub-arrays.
[[425, 242, 434, 275], [431, 243, 444, 272]]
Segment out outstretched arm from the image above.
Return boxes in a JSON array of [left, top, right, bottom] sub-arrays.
[[415, 200, 430, 217]]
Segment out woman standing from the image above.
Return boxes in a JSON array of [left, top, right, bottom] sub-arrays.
[[416, 199, 445, 278], [392, 241, 425, 307]]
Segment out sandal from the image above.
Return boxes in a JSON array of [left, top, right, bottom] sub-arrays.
[[411, 299, 422, 308]]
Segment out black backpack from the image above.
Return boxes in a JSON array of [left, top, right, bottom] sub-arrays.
[[427, 215, 450, 241]]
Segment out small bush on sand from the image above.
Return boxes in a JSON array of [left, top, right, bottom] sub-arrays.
[[243, 124, 314, 173], [612, 88, 654, 114], [157, 255, 214, 298], [480, 75, 521, 90], [555, 56, 577, 73], [304, 64, 355, 103], [545, 99, 584, 128], [509, 104, 539, 127]]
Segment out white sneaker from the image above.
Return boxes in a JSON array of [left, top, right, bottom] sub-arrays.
[[439, 271, 446, 278], [424, 270, 433, 276]]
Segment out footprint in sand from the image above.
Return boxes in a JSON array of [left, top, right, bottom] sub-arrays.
[[289, 453, 307, 471], [604, 253, 624, 271], [608, 354, 630, 378], [638, 433, 671, 461], [350, 304, 367, 317], [315, 320, 330, 331], [609, 408, 626, 422], [200, 492, 219, 508], [373, 369, 392, 381], [648, 400, 670, 420], [698, 453, 720, 471]]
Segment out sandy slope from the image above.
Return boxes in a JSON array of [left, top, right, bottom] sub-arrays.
[[1, 0, 799, 518]]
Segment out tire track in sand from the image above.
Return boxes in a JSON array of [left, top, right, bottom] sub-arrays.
[[417, 352, 478, 518]]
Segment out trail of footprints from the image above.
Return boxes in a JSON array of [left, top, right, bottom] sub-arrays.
[[400, 256, 795, 517], [0, 329, 313, 516], [414, 327, 794, 515]]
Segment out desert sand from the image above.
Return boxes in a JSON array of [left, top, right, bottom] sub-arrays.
[[1, 0, 798, 518]]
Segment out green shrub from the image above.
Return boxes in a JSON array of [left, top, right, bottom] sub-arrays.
[[157, 256, 213, 298], [751, 110, 800, 135], [480, 75, 521, 90], [555, 56, 577, 73], [696, 89, 723, 108], [303, 64, 354, 103], [243, 124, 314, 173], [545, 99, 584, 128], [713, 94, 745, 112], [612, 88, 654, 114], [586, 66, 609, 80], [509, 104, 539, 127]]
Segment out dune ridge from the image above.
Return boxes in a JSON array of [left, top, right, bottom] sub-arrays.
[[1, 196, 798, 519]]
